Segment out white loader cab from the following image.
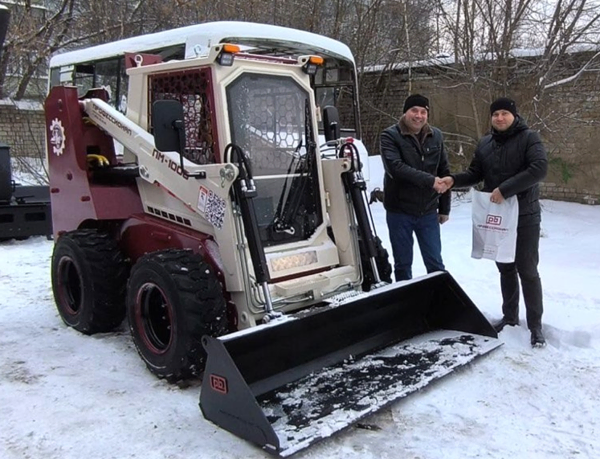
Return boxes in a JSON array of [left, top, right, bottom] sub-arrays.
[[48, 21, 370, 180]]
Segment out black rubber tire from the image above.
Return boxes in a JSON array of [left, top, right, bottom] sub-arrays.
[[126, 249, 228, 381], [51, 229, 128, 334], [361, 235, 393, 292]]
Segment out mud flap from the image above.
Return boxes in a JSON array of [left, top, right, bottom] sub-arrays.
[[199, 271, 501, 456]]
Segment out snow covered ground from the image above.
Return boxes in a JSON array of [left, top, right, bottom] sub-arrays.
[[1, 157, 599, 459]]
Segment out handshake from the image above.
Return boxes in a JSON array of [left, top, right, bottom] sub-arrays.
[[433, 176, 454, 194]]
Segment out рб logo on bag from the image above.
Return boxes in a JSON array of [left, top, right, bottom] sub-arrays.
[[486, 214, 502, 225]]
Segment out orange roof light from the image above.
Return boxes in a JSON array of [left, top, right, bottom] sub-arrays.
[[221, 44, 240, 54], [303, 55, 324, 75], [217, 44, 240, 66]]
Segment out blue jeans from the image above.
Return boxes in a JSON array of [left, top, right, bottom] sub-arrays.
[[386, 210, 444, 281]]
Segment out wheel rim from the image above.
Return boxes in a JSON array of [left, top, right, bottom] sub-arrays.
[[57, 256, 83, 316], [135, 283, 173, 354]]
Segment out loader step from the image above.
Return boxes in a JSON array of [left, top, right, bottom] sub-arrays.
[[258, 330, 500, 456]]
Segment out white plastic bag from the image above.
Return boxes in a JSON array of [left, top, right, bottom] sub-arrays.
[[471, 190, 519, 263]]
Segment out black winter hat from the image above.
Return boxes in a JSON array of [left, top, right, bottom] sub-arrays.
[[490, 97, 517, 116], [403, 94, 429, 113]]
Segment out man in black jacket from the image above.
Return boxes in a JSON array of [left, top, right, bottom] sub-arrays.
[[380, 94, 451, 282], [440, 97, 548, 347]]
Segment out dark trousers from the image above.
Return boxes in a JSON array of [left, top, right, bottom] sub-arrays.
[[495, 223, 543, 330], [386, 210, 444, 281]]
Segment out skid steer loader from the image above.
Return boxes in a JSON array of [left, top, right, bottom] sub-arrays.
[[45, 40, 500, 456]]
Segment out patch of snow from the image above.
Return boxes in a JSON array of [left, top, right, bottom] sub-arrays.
[[1, 156, 599, 458]]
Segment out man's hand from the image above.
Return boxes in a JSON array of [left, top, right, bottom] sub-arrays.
[[433, 176, 454, 194], [433, 177, 451, 194], [433, 177, 446, 193], [438, 214, 449, 224], [441, 176, 454, 189], [490, 187, 505, 203]]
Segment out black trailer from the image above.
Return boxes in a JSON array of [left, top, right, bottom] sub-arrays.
[[0, 142, 52, 240]]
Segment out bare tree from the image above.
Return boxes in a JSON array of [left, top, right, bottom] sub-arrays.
[[418, 0, 600, 187], [0, 0, 76, 99]]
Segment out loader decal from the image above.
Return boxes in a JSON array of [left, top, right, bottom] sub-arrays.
[[151, 149, 190, 180], [90, 104, 133, 136], [49, 118, 65, 156], [205, 191, 225, 229], [209, 374, 228, 394], [197, 186, 209, 214]]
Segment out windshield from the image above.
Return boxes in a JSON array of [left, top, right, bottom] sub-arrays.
[[227, 73, 323, 247]]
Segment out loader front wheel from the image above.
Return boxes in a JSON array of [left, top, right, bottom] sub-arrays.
[[127, 249, 228, 382], [51, 229, 128, 334]]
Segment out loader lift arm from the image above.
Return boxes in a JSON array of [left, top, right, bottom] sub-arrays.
[[339, 140, 386, 286], [226, 143, 279, 320], [79, 97, 208, 186]]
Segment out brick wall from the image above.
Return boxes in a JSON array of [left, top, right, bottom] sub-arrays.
[[0, 100, 46, 159], [2, 67, 599, 205], [359, 52, 600, 205], [540, 183, 599, 205]]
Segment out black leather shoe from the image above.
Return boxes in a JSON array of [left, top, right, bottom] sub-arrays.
[[493, 317, 519, 333], [530, 328, 546, 348]]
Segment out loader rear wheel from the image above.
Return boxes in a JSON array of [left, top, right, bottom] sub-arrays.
[[361, 236, 393, 292], [51, 229, 128, 334], [127, 249, 228, 382]]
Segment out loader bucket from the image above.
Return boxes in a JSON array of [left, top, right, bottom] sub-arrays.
[[199, 271, 501, 456]]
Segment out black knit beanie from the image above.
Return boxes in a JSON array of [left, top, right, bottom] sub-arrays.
[[403, 94, 429, 113], [490, 97, 517, 117]]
